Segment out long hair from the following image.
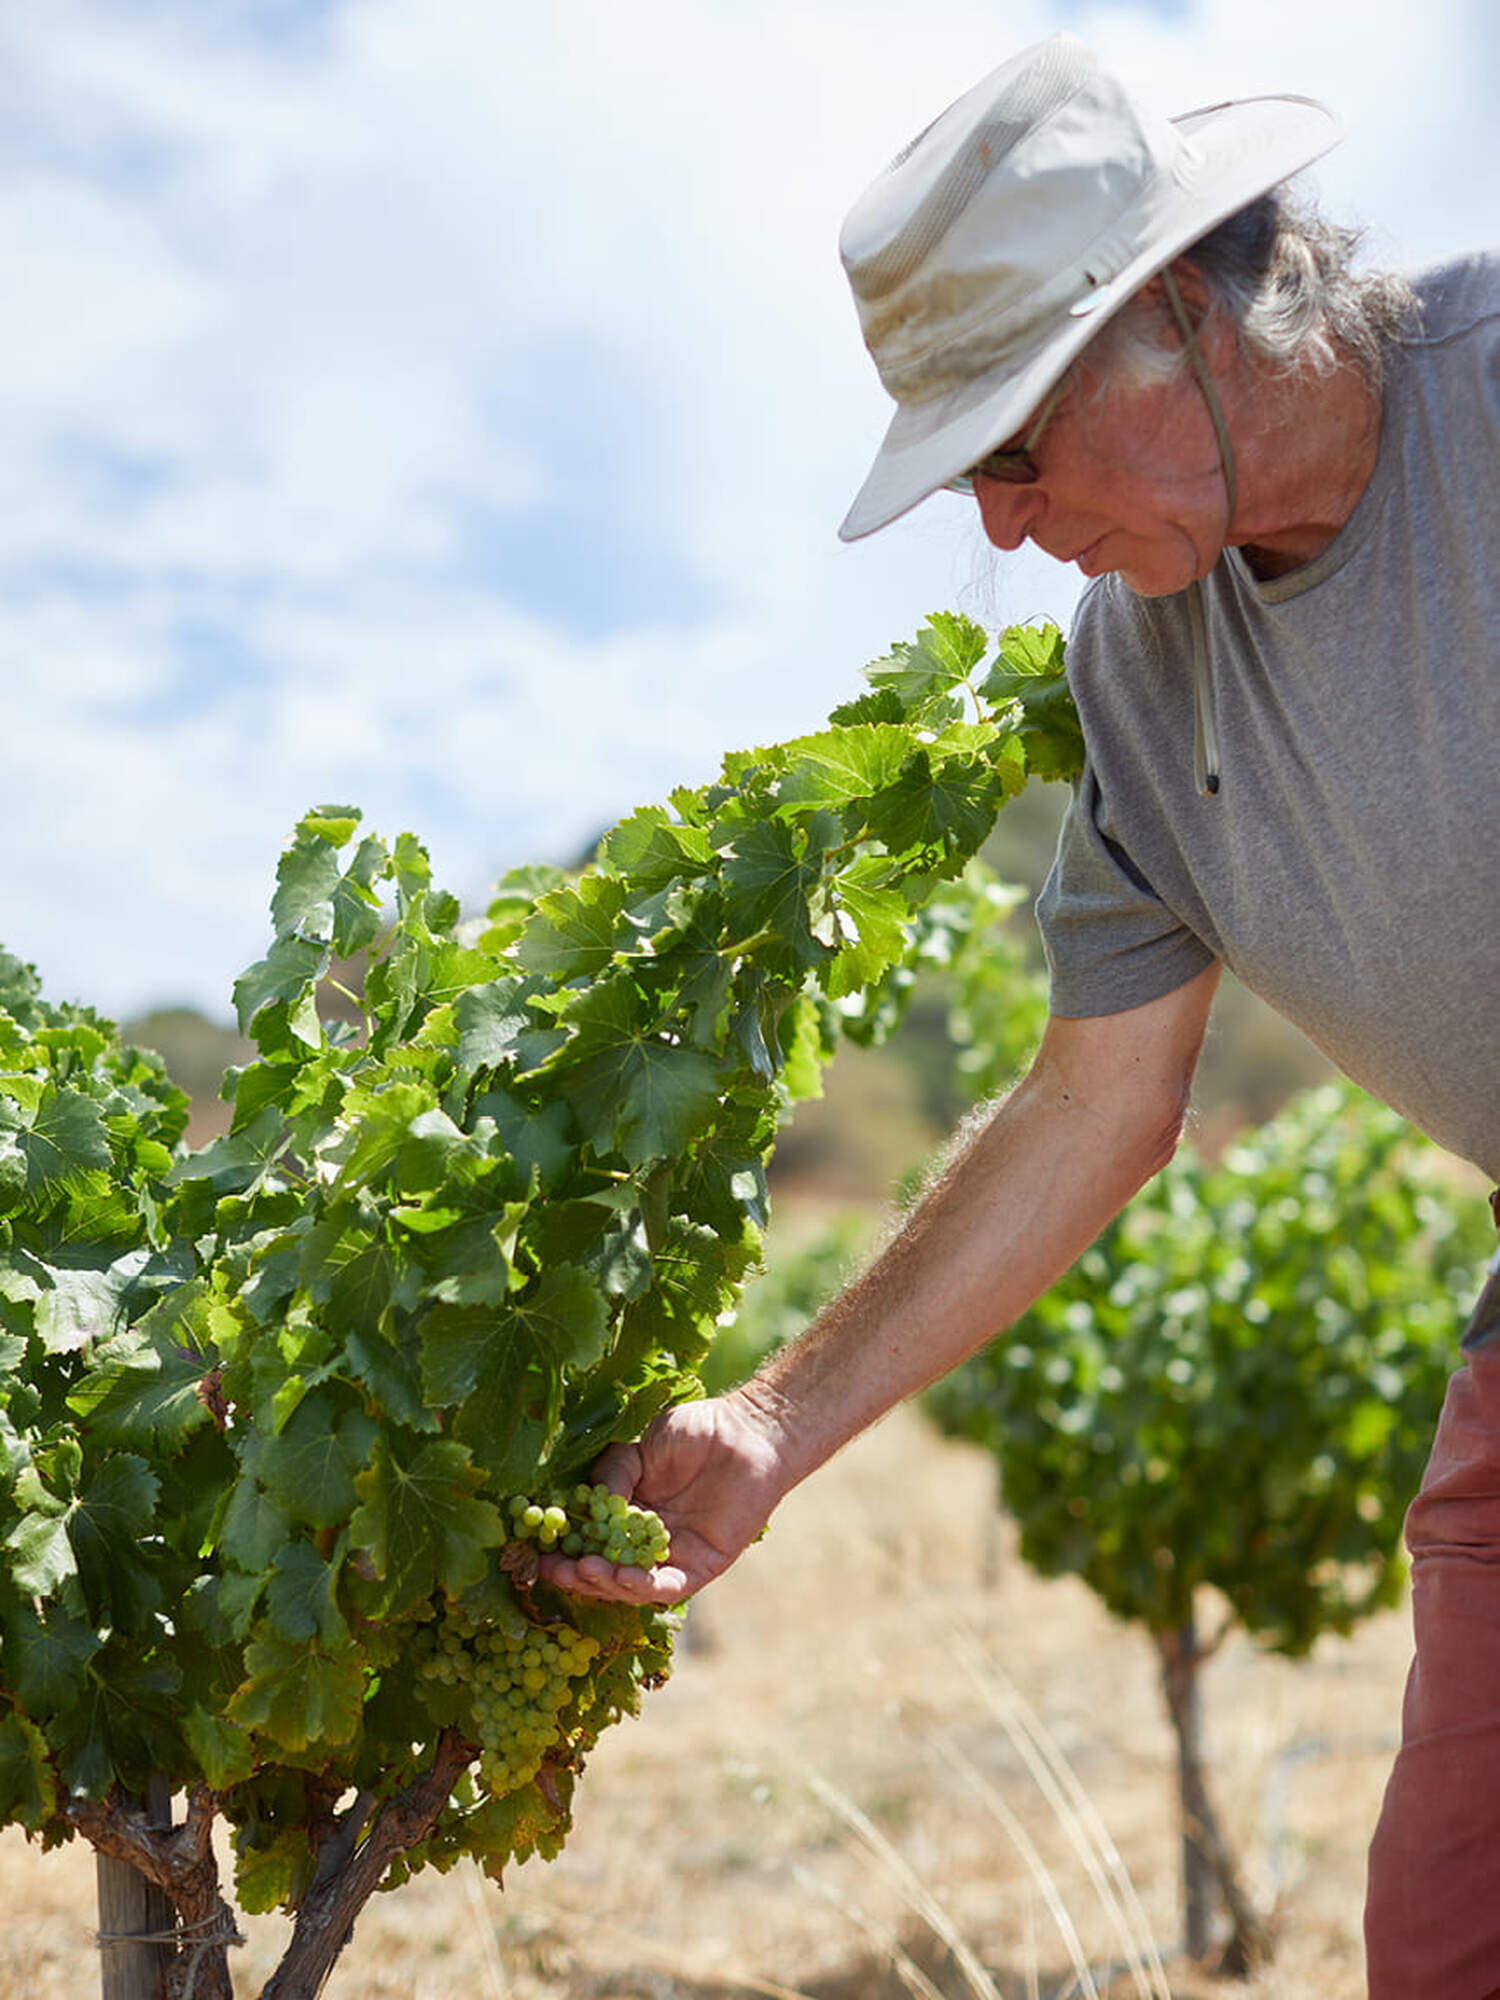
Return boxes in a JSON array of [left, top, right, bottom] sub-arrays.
[[1088, 185, 1419, 391]]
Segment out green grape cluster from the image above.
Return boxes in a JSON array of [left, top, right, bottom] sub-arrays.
[[507, 1483, 672, 1569], [413, 1602, 599, 1798]]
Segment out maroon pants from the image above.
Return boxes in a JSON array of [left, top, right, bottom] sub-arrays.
[[1366, 1340, 1500, 1998]]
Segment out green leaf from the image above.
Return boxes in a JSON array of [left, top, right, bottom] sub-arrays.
[[271, 836, 344, 943], [29, 1248, 153, 1355], [0, 1710, 58, 1828], [390, 829, 432, 908], [323, 1078, 439, 1191], [16, 1087, 112, 1203], [517, 874, 628, 981], [863, 611, 987, 714], [720, 817, 833, 975], [69, 1456, 162, 1630], [183, 1706, 256, 1790], [229, 1631, 365, 1752], [171, 1105, 287, 1192], [453, 976, 553, 1073], [980, 623, 1084, 780], [418, 1211, 525, 1310], [426, 1262, 609, 1414], [234, 1830, 310, 1915], [298, 805, 363, 846], [331, 835, 389, 958], [598, 808, 714, 889], [350, 1437, 506, 1610], [471, 1091, 572, 1191], [507, 1264, 612, 1370], [863, 749, 1010, 863], [340, 1325, 435, 1432], [3, 1602, 102, 1716], [256, 1395, 377, 1531], [418, 1303, 495, 1408], [822, 858, 912, 999], [232, 936, 328, 1041], [554, 982, 721, 1167], [264, 1539, 349, 1647], [449, 1330, 553, 1490], [827, 686, 905, 728], [773, 724, 913, 814], [52, 1651, 182, 1798], [220, 1449, 294, 1575], [4, 1509, 76, 1598], [992, 619, 1066, 677]]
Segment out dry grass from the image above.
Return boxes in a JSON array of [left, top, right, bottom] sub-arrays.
[[0, 1406, 1407, 2000]]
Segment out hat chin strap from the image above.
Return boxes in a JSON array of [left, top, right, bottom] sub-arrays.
[[1160, 266, 1234, 798]]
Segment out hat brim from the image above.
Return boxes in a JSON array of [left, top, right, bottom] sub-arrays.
[[837, 92, 1345, 543]]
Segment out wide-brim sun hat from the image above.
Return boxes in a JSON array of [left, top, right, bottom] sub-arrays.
[[838, 33, 1345, 542]]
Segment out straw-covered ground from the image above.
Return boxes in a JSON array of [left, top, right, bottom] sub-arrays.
[[0, 1399, 1408, 2000]]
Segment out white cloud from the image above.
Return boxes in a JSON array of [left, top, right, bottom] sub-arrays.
[[0, 0, 1489, 1019]]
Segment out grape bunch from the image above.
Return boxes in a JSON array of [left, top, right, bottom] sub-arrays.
[[413, 1600, 600, 1798], [507, 1482, 671, 1568]]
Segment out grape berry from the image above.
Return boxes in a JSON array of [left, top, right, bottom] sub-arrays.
[[508, 1482, 672, 1569]]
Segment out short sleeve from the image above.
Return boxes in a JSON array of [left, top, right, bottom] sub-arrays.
[[1036, 760, 1217, 1018]]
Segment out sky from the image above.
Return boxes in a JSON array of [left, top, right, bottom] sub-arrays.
[[2, 0, 1494, 1022]]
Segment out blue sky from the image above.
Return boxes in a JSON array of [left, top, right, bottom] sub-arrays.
[[2, 0, 1493, 1020]]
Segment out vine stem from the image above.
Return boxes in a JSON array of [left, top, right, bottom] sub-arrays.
[[258, 1729, 479, 2000]]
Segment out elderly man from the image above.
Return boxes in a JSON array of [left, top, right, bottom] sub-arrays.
[[545, 35, 1500, 1998]]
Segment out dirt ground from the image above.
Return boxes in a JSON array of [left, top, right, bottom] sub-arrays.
[[0, 1402, 1409, 2000]]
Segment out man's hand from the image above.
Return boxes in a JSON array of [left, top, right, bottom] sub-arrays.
[[537, 1384, 792, 1604]]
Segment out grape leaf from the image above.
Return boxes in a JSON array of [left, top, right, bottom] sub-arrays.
[[229, 1632, 365, 1752], [15, 1087, 112, 1203], [264, 1539, 349, 1647], [232, 936, 328, 1042], [271, 836, 343, 944], [350, 1437, 506, 1609], [3, 1602, 102, 1716], [68, 1454, 161, 1630], [773, 724, 912, 813], [0, 1711, 57, 1829], [256, 1395, 377, 1531], [552, 983, 721, 1167], [183, 1705, 255, 1790]]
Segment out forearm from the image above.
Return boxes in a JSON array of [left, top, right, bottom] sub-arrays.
[[744, 970, 1220, 1494]]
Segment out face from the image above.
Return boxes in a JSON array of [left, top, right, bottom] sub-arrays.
[[972, 361, 1234, 598]]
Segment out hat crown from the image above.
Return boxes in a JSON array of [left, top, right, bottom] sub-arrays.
[[840, 35, 1178, 402], [843, 36, 1097, 304]]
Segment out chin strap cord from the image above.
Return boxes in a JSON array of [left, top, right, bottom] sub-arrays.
[[1161, 267, 1235, 798]]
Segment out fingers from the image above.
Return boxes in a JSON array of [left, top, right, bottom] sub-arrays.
[[537, 1549, 692, 1605], [589, 1440, 645, 1501]]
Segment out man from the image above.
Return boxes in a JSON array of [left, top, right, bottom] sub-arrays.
[[544, 35, 1500, 1998]]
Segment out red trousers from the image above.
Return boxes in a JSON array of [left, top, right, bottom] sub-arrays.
[[1366, 1340, 1500, 1998]]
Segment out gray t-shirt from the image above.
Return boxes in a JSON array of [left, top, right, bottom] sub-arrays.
[[1037, 253, 1500, 1178]]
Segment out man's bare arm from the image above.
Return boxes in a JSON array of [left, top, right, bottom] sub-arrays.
[[541, 963, 1221, 1603]]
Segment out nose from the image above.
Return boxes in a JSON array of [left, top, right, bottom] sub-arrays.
[[974, 476, 1043, 552]]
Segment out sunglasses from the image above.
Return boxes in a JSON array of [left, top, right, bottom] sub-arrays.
[[945, 376, 1068, 494]]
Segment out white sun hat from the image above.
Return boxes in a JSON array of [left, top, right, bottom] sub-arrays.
[[837, 33, 1344, 542]]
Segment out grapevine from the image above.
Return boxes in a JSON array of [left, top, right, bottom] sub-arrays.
[[926, 1076, 1492, 1967], [0, 612, 1079, 1995]]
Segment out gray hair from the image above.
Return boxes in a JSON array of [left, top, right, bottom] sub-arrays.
[[1086, 185, 1419, 392]]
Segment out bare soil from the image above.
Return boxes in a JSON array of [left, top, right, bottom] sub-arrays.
[[0, 1405, 1405, 2000]]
